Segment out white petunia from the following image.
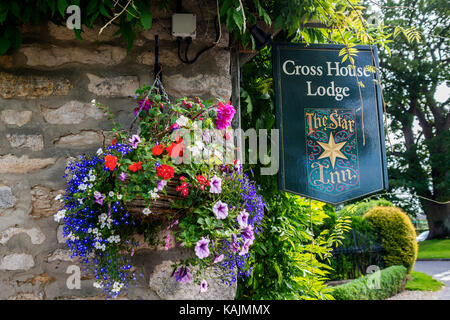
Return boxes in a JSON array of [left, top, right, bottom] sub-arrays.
[[89, 175, 96, 182], [149, 190, 159, 200], [117, 194, 123, 200], [176, 115, 189, 127], [96, 148, 103, 156], [143, 208, 151, 215], [108, 191, 114, 197]]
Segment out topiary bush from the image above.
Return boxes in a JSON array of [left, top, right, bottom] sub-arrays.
[[332, 265, 407, 300], [363, 206, 418, 273]]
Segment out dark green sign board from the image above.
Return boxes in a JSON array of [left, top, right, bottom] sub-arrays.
[[273, 43, 388, 204]]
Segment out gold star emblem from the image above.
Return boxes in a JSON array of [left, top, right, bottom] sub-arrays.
[[317, 132, 348, 168]]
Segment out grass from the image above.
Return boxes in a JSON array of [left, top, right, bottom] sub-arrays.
[[418, 239, 450, 259], [405, 271, 444, 292]]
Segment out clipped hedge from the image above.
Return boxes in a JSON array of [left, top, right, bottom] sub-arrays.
[[363, 206, 418, 273], [332, 265, 407, 300]]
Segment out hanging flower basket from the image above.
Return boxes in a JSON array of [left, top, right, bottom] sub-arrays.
[[56, 83, 266, 298], [125, 177, 183, 222]]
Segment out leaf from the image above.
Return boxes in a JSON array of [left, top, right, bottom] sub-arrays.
[[0, 36, 10, 55], [140, 10, 153, 30], [57, 0, 68, 17], [10, 2, 21, 18]]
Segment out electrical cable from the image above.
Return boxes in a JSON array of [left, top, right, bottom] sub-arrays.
[[177, 15, 220, 64]]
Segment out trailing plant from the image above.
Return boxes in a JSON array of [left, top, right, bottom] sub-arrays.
[[236, 193, 351, 300], [57, 85, 266, 297]]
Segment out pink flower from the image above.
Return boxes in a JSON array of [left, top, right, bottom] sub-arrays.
[[195, 237, 210, 259], [200, 280, 208, 293], [213, 254, 224, 264], [216, 102, 235, 130], [209, 176, 222, 194], [174, 267, 193, 284], [239, 239, 253, 256], [164, 234, 171, 251], [93, 191, 105, 205], [237, 209, 249, 228], [212, 201, 228, 220], [129, 135, 141, 149], [119, 172, 127, 181]]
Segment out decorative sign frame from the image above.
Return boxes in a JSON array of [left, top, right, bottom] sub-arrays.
[[273, 43, 388, 204]]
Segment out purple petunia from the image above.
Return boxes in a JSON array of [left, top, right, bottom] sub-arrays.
[[129, 135, 141, 149], [118, 172, 127, 182], [174, 267, 193, 284], [239, 239, 253, 256], [212, 201, 228, 220], [195, 237, 210, 259], [200, 279, 208, 293], [209, 176, 222, 194], [241, 225, 255, 243], [231, 234, 240, 253], [93, 191, 106, 206], [156, 180, 167, 192], [237, 209, 249, 229], [213, 254, 225, 264]]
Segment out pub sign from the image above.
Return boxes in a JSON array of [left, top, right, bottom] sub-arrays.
[[273, 43, 388, 204]]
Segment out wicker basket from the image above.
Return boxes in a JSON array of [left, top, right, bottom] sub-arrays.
[[125, 179, 184, 222]]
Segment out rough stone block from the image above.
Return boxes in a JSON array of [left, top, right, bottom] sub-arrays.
[[41, 100, 105, 124], [54, 131, 104, 147], [0, 72, 72, 99], [148, 260, 236, 300], [0, 110, 32, 127], [21, 45, 126, 67], [0, 155, 56, 174], [30, 185, 64, 219], [87, 73, 140, 97], [0, 253, 35, 271], [0, 227, 46, 245], [0, 186, 15, 209], [6, 134, 44, 152]]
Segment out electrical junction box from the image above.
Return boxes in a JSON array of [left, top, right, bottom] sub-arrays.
[[172, 13, 196, 39]]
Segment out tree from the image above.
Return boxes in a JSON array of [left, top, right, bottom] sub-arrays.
[[380, 0, 449, 239]]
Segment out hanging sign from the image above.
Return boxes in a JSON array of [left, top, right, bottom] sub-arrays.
[[273, 43, 388, 204]]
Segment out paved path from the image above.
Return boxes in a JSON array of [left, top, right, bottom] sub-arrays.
[[413, 260, 450, 300], [389, 261, 450, 300]]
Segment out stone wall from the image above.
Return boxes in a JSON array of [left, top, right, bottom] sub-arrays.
[[0, 1, 235, 300]]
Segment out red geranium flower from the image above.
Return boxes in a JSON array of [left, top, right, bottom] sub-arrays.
[[166, 139, 184, 158], [196, 175, 207, 185], [104, 154, 118, 171], [156, 164, 174, 180], [152, 144, 165, 156], [128, 161, 142, 173]]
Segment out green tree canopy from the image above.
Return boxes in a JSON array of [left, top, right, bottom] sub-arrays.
[[381, 0, 449, 239]]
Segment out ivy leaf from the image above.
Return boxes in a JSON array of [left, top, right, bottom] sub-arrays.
[[0, 37, 11, 55], [57, 0, 68, 17]]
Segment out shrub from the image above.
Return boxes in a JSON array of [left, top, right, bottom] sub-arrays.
[[363, 206, 418, 273], [338, 199, 394, 217], [332, 265, 407, 300], [321, 214, 384, 280]]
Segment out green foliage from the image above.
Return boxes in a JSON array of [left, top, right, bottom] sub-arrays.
[[332, 265, 407, 300], [318, 211, 384, 280], [236, 193, 351, 300], [337, 199, 394, 217], [0, 0, 416, 55], [363, 206, 418, 273], [380, 0, 450, 230], [418, 239, 450, 259], [405, 271, 444, 292]]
